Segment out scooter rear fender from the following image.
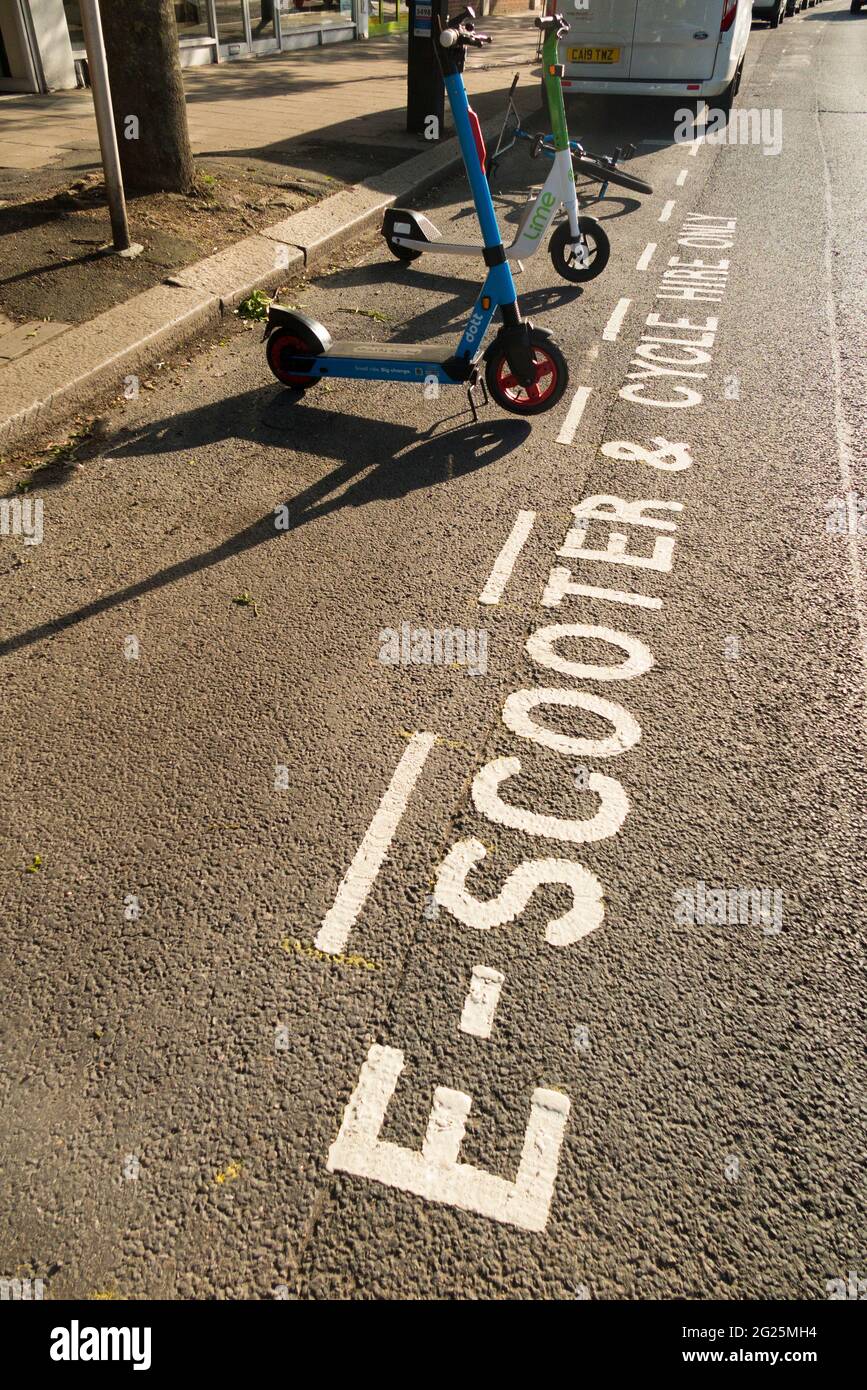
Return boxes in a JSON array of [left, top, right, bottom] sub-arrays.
[[265, 305, 333, 353]]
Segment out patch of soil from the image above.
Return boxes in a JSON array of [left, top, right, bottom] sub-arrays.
[[0, 158, 345, 327]]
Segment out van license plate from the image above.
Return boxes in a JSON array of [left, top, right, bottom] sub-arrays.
[[568, 46, 620, 63]]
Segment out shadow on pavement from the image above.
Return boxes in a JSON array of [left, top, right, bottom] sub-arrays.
[[0, 401, 529, 659], [297, 255, 584, 341]]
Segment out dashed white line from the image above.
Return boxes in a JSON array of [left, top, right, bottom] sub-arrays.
[[556, 385, 592, 447], [817, 112, 867, 722], [676, 169, 689, 187], [659, 200, 676, 223], [602, 297, 632, 343], [315, 732, 437, 954], [690, 101, 709, 157], [479, 510, 536, 605], [459, 966, 505, 1039], [636, 242, 657, 272]]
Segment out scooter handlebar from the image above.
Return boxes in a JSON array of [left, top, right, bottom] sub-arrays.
[[440, 24, 492, 48], [535, 14, 570, 39]]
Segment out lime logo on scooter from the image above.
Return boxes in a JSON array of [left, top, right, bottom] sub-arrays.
[[524, 190, 557, 242]]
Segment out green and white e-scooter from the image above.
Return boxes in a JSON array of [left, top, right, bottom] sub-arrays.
[[383, 11, 610, 284]]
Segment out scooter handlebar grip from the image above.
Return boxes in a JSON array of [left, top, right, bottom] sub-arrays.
[[440, 27, 459, 46]]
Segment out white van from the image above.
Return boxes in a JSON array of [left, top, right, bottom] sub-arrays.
[[560, 1, 753, 108]]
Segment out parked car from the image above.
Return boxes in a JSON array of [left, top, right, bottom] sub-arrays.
[[560, 1, 753, 111], [752, 0, 787, 26]]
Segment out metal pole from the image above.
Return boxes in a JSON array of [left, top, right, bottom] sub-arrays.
[[206, 0, 223, 62], [79, 0, 131, 252]]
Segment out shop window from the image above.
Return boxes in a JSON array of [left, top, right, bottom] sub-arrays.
[[174, 3, 212, 38], [62, 0, 85, 49]]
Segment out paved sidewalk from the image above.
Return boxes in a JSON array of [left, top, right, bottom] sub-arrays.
[[0, 17, 541, 173]]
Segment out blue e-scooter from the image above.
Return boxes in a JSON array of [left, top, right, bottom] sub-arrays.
[[264, 9, 569, 417]]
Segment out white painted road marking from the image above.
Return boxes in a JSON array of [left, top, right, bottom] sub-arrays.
[[556, 385, 592, 447], [676, 169, 689, 187], [659, 200, 676, 224], [690, 107, 708, 157], [459, 965, 505, 1039], [602, 297, 631, 343], [479, 510, 536, 605], [315, 732, 437, 955], [542, 573, 663, 611], [327, 1044, 571, 1232], [502, 688, 642, 760], [435, 837, 604, 946], [525, 623, 654, 683], [817, 115, 867, 717], [472, 755, 630, 844], [636, 243, 657, 271]]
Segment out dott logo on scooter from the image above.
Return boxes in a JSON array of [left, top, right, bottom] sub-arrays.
[[525, 190, 557, 241], [465, 311, 486, 344]]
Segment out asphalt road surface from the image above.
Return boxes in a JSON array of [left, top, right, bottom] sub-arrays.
[[1, 4, 865, 1301]]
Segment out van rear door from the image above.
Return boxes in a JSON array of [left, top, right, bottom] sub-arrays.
[[563, 0, 639, 83], [628, 0, 725, 82]]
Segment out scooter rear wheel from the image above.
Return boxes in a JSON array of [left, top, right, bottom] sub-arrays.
[[549, 217, 610, 284], [385, 234, 423, 263], [485, 330, 569, 416], [266, 329, 321, 389]]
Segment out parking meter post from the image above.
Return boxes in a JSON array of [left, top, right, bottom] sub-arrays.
[[406, 0, 449, 137]]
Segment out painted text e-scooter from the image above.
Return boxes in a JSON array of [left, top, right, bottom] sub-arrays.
[[264, 10, 569, 416], [383, 12, 611, 284]]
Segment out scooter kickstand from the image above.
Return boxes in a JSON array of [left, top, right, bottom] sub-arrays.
[[466, 368, 488, 422]]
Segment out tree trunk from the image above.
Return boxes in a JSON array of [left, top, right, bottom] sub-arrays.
[[99, 0, 195, 195]]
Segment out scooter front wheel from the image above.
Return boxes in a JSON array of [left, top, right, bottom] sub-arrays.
[[549, 217, 610, 284], [485, 330, 569, 416]]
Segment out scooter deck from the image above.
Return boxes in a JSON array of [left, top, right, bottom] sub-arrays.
[[288, 339, 475, 385], [324, 341, 456, 362]]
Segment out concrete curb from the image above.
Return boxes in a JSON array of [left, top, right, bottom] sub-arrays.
[[0, 100, 534, 455]]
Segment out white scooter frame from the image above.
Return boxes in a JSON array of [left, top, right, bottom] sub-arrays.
[[384, 143, 609, 285], [383, 12, 611, 285]]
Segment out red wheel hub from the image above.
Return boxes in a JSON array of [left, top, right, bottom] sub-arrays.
[[495, 347, 559, 409], [268, 332, 316, 387]]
